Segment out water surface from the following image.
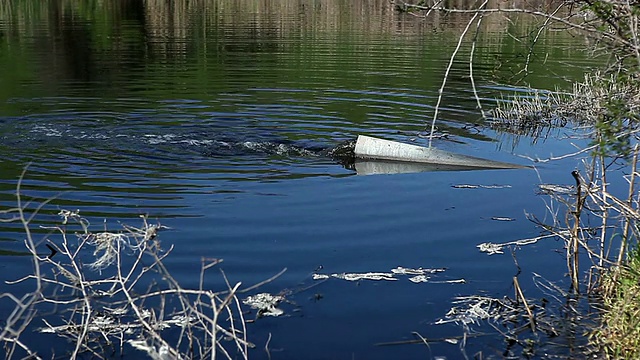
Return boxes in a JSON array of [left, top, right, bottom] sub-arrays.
[[0, 1, 599, 358]]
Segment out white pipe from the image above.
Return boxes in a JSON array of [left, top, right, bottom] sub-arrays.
[[354, 135, 526, 170]]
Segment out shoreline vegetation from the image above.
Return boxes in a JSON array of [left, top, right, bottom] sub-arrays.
[[2, 0, 640, 358], [393, 0, 640, 358]]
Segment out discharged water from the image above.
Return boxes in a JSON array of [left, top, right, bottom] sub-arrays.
[[0, 1, 601, 359]]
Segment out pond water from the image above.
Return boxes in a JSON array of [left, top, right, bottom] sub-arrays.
[[0, 1, 602, 359]]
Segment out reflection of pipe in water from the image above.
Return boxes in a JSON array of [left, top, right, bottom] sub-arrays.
[[354, 160, 486, 175], [351, 135, 528, 175]]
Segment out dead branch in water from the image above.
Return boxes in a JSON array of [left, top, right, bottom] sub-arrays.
[[0, 172, 284, 359]]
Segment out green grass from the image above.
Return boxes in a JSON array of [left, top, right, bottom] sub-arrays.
[[593, 249, 640, 359]]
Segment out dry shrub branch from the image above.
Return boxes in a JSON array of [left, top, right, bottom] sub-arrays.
[[396, 1, 640, 144], [0, 171, 254, 359], [395, 0, 640, 71], [392, 1, 640, 357]]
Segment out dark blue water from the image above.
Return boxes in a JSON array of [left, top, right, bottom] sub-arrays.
[[0, 2, 600, 359]]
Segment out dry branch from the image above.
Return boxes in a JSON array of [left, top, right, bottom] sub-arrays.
[[0, 176, 264, 359]]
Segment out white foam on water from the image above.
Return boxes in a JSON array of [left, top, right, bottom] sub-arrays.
[[179, 139, 214, 146], [31, 124, 65, 137]]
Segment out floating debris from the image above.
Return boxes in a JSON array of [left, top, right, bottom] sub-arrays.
[[242, 293, 285, 317], [128, 340, 178, 360], [408, 275, 430, 283], [435, 288, 581, 358], [538, 184, 574, 195], [477, 234, 559, 255], [452, 184, 512, 189], [391, 266, 446, 275], [314, 267, 457, 284], [434, 279, 467, 284], [538, 183, 592, 195], [39, 312, 196, 335], [332, 272, 397, 281], [436, 296, 506, 326], [491, 216, 515, 222], [477, 242, 506, 255]]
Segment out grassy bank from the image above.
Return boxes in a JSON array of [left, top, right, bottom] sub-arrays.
[[594, 251, 640, 359], [490, 67, 640, 359]]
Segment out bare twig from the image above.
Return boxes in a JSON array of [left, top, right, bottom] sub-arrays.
[[1, 172, 264, 359], [428, 0, 488, 147]]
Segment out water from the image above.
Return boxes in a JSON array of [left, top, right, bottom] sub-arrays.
[[0, 1, 600, 359]]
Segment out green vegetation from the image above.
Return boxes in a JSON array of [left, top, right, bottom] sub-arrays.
[[594, 250, 640, 359]]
